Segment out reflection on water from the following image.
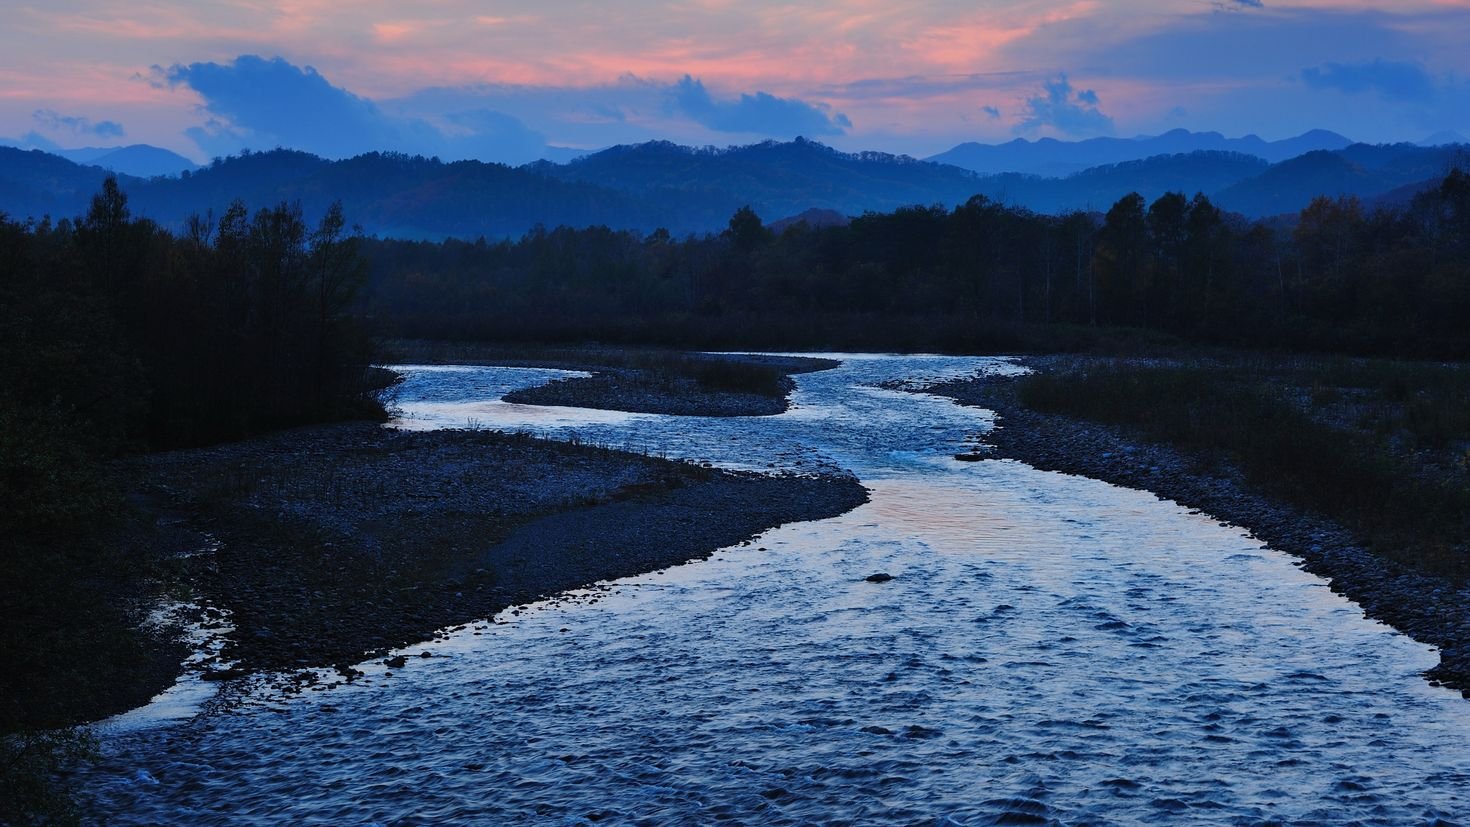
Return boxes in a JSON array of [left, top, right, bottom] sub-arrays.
[[386, 364, 658, 432], [81, 356, 1470, 824]]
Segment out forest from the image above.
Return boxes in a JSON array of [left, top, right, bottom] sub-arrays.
[[362, 168, 1470, 359], [5, 168, 1470, 818], [1, 180, 380, 743]]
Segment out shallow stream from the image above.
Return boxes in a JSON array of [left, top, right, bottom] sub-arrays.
[[82, 355, 1470, 824]]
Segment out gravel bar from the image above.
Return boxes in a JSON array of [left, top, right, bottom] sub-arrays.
[[130, 422, 868, 685]]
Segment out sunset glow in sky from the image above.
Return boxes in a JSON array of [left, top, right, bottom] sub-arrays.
[[4, 0, 1470, 162]]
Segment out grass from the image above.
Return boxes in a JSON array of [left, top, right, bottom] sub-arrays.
[[1017, 355, 1470, 579]]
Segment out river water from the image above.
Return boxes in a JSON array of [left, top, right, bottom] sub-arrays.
[[81, 355, 1470, 824]]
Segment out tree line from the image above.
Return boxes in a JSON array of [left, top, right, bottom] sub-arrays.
[[362, 170, 1470, 358], [2, 178, 381, 454], [1, 179, 380, 740]]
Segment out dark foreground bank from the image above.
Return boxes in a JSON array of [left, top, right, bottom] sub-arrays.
[[132, 423, 867, 687], [921, 358, 1470, 695]]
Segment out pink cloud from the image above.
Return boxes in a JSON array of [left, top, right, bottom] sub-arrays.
[[4, 0, 1470, 155]]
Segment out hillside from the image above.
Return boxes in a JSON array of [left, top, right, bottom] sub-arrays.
[[929, 128, 1352, 176], [966, 151, 1271, 213], [0, 149, 693, 238], [544, 138, 987, 219], [1215, 144, 1468, 216], [2, 138, 1466, 236]]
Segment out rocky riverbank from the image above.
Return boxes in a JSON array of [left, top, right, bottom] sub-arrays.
[[915, 357, 1470, 696], [388, 341, 837, 417], [503, 364, 794, 416], [127, 423, 867, 690]]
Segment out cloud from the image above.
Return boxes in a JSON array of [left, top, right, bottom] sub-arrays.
[[669, 75, 850, 136], [386, 78, 666, 149], [1014, 74, 1114, 137], [390, 73, 856, 149], [986, 6, 1470, 142], [163, 56, 852, 162], [440, 109, 547, 162], [812, 72, 1031, 102], [162, 55, 409, 158], [1300, 59, 1436, 102], [1292, 57, 1470, 136], [32, 109, 125, 139], [160, 54, 549, 163], [982, 105, 1001, 119], [182, 118, 254, 159], [0, 131, 61, 152], [1003, 8, 1421, 85]]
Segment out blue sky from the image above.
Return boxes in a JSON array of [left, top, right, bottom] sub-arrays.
[[3, 0, 1469, 162]]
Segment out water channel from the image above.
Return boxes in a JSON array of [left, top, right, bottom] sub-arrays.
[[83, 355, 1470, 824]]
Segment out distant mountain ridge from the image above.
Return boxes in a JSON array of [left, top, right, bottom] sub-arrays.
[[929, 128, 1353, 177], [0, 138, 197, 177], [541, 138, 987, 220], [1214, 143, 1470, 216], [1420, 131, 1468, 147], [967, 151, 1271, 214], [65, 145, 199, 178], [1, 136, 1465, 238]]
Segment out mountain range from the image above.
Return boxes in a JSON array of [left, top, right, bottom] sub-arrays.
[[2, 132, 1466, 239], [928, 128, 1356, 177], [0, 137, 198, 178]]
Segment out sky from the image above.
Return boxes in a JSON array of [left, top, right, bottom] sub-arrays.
[[3, 0, 1470, 164]]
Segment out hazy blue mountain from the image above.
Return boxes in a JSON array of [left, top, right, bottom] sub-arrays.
[[131, 150, 704, 238], [965, 151, 1270, 213], [1419, 131, 1468, 147], [769, 207, 851, 233], [0, 139, 198, 177], [1369, 177, 1442, 210], [3, 138, 1463, 237], [541, 145, 595, 164], [0, 146, 132, 221], [0, 148, 707, 238], [79, 145, 199, 177], [1214, 144, 1467, 216], [543, 138, 988, 219], [45, 146, 114, 163], [929, 129, 1352, 176], [1263, 130, 1359, 163]]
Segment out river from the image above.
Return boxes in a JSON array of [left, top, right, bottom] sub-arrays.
[[81, 355, 1470, 824]]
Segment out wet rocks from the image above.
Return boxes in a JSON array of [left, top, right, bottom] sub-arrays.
[[129, 422, 868, 678], [865, 572, 895, 583], [902, 724, 944, 739], [500, 354, 838, 418]]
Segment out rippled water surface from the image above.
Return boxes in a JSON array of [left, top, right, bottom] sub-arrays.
[[83, 355, 1470, 824]]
